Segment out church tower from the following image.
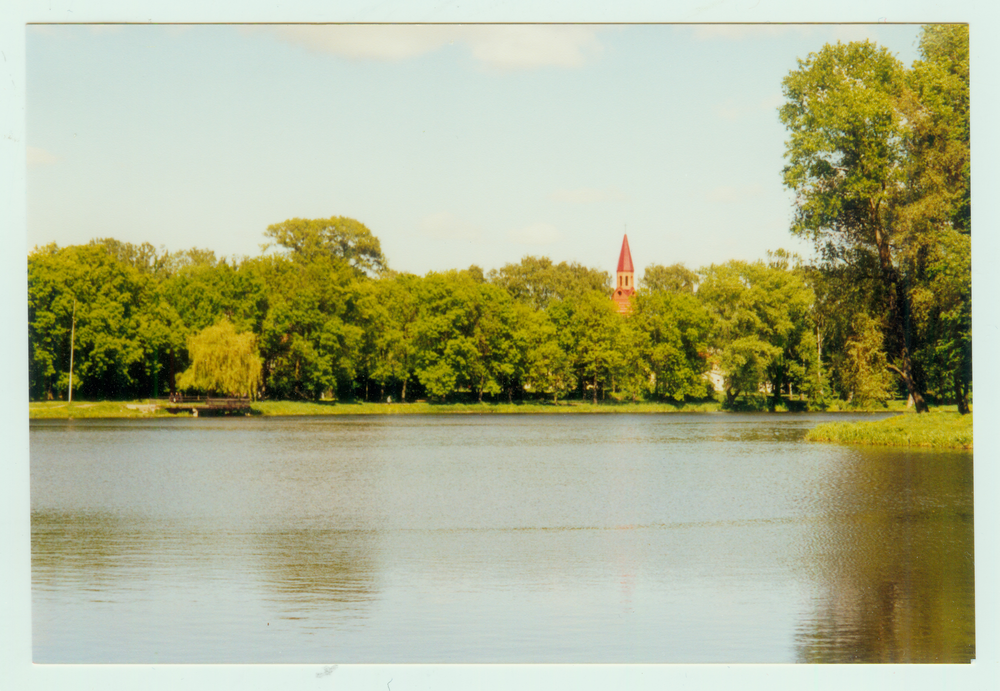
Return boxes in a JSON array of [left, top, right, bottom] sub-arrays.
[[612, 234, 635, 314]]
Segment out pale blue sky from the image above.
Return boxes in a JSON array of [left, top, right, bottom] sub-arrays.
[[26, 23, 927, 279]]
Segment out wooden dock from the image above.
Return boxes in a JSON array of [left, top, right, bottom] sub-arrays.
[[163, 395, 252, 416]]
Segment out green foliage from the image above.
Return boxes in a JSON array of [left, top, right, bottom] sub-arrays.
[[780, 40, 908, 248], [838, 313, 894, 407], [177, 318, 262, 398], [632, 290, 712, 400], [698, 260, 814, 407], [264, 216, 388, 276], [516, 304, 574, 402], [29, 243, 152, 400], [253, 253, 363, 399], [561, 291, 623, 404], [356, 273, 420, 400], [779, 29, 971, 413], [488, 256, 610, 311], [641, 263, 698, 293]]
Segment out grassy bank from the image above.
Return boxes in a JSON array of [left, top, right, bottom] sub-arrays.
[[29, 397, 942, 420], [250, 399, 728, 416], [805, 410, 973, 449], [29, 399, 724, 418], [29, 400, 178, 419]]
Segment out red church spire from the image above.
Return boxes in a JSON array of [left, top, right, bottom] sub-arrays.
[[617, 234, 634, 272], [612, 233, 635, 314]]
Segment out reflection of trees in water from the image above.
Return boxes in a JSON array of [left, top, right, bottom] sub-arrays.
[[252, 528, 381, 614], [796, 451, 974, 663], [32, 510, 155, 587]]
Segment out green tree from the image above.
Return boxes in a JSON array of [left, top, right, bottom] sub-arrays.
[[28, 243, 151, 400], [411, 270, 518, 402], [614, 316, 652, 402], [488, 256, 610, 311], [900, 25, 971, 412], [356, 273, 421, 401], [838, 313, 894, 407], [632, 290, 712, 401], [264, 216, 388, 276], [780, 39, 928, 411], [641, 263, 698, 293], [517, 304, 574, 402], [178, 318, 263, 398], [411, 270, 480, 401], [562, 291, 623, 404], [699, 260, 814, 408], [253, 253, 362, 400]]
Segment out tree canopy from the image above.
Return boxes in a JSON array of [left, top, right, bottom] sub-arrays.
[[264, 216, 388, 276], [779, 26, 971, 413], [177, 318, 263, 398]]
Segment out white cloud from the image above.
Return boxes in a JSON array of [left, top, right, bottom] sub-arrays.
[[462, 25, 603, 71], [260, 25, 455, 61], [419, 211, 482, 241], [507, 222, 562, 245], [549, 186, 628, 204], [27, 146, 59, 167], [255, 24, 604, 70], [704, 184, 765, 204]]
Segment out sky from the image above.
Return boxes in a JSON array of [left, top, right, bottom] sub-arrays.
[[25, 23, 930, 281]]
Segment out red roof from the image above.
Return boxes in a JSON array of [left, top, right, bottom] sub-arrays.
[[617, 234, 633, 273]]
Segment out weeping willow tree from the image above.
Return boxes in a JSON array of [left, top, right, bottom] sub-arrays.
[[178, 318, 262, 398]]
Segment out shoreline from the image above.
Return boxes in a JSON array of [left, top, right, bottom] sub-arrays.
[[28, 400, 972, 450], [28, 398, 927, 419]]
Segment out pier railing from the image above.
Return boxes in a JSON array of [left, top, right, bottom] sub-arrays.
[[161, 394, 251, 408]]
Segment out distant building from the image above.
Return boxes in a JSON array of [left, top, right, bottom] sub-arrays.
[[612, 234, 635, 314]]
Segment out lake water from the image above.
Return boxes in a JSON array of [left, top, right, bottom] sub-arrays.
[[30, 413, 974, 663]]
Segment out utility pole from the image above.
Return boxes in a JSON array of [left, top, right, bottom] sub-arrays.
[[68, 298, 76, 403]]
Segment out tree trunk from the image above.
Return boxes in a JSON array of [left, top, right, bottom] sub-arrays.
[[592, 374, 598, 405], [874, 227, 930, 413], [955, 370, 970, 415], [401, 379, 407, 401], [168, 347, 177, 395], [725, 388, 738, 407]]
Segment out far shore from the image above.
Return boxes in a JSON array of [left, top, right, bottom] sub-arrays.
[[28, 398, 973, 450], [28, 397, 940, 420]]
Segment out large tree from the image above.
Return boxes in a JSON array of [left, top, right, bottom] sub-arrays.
[[780, 40, 931, 411], [28, 244, 152, 400], [900, 25, 971, 412], [177, 318, 262, 398], [487, 256, 610, 311], [698, 260, 815, 408], [264, 216, 388, 276]]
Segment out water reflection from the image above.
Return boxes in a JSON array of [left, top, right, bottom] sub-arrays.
[[31, 415, 974, 662], [795, 449, 974, 663], [32, 510, 155, 587], [253, 528, 382, 610]]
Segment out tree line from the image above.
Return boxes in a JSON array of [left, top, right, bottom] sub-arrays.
[[27, 26, 969, 412]]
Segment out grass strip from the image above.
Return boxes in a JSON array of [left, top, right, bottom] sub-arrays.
[[29, 398, 954, 420], [805, 411, 972, 449]]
